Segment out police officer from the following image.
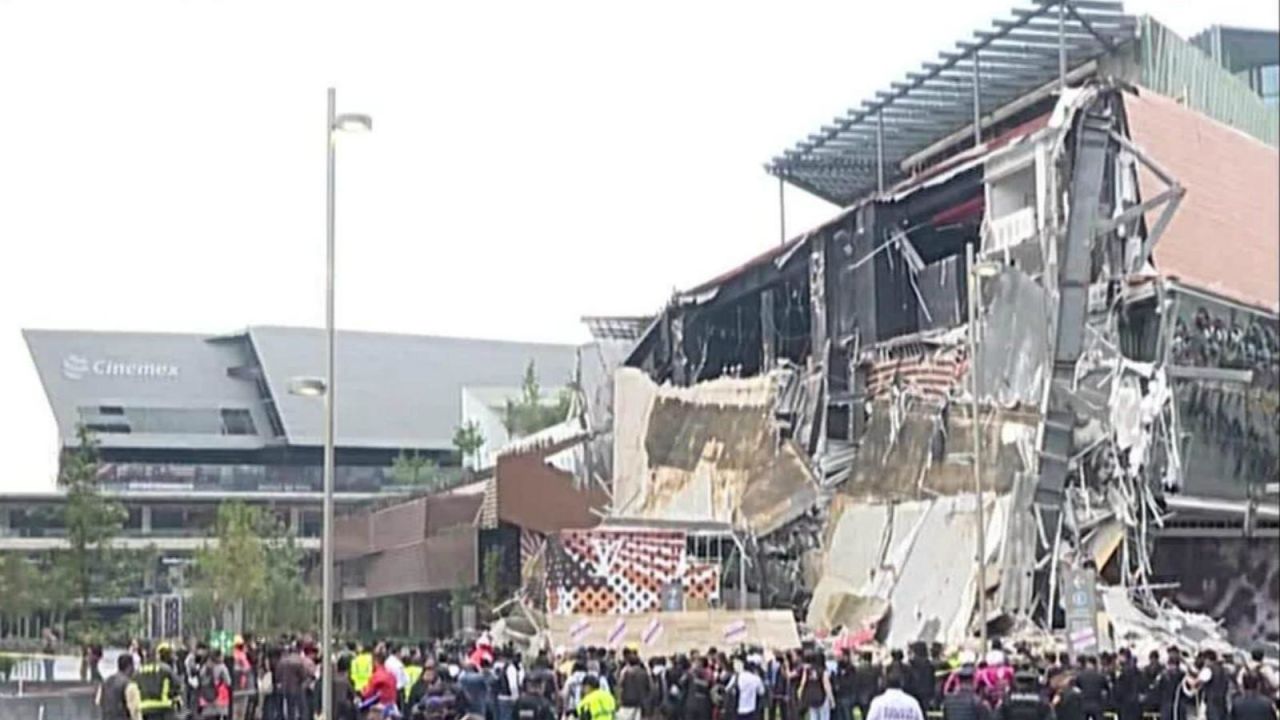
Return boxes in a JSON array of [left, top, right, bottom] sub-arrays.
[[942, 666, 992, 720], [137, 642, 183, 720], [578, 675, 618, 720], [998, 671, 1054, 720]]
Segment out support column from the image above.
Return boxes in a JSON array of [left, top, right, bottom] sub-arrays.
[[972, 50, 982, 147], [0, 506, 10, 536], [760, 288, 777, 371], [289, 507, 301, 534], [141, 505, 152, 534], [876, 109, 885, 192], [1058, 1, 1067, 90], [778, 175, 787, 245]]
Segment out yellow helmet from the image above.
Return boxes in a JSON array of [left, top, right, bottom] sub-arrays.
[[156, 641, 172, 653]]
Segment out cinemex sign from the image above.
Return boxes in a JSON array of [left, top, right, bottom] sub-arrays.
[[61, 354, 180, 381]]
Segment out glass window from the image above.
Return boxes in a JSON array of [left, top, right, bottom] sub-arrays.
[[300, 511, 322, 538], [1259, 64, 1278, 96], [220, 408, 257, 436], [151, 506, 186, 530]]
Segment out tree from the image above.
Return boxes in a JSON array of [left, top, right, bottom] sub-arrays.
[[502, 360, 571, 438], [391, 450, 442, 489], [254, 516, 315, 634], [187, 501, 314, 636], [190, 502, 266, 632], [479, 546, 506, 613], [452, 421, 485, 466], [0, 554, 38, 637], [56, 426, 128, 636]]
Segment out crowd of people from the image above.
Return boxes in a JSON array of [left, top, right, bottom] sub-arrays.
[[93, 633, 1280, 720]]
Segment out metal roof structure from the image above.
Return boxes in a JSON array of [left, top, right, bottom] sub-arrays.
[[767, 0, 1136, 206], [581, 315, 654, 342]]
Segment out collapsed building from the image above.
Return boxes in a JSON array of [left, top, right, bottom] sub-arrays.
[[608, 1, 1279, 654], [334, 1, 1278, 656]]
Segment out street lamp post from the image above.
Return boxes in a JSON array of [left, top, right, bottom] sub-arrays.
[[319, 87, 371, 720], [966, 243, 999, 655]]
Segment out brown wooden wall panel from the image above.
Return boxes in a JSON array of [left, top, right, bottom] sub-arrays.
[[334, 512, 372, 562], [370, 498, 428, 552], [494, 453, 607, 534], [363, 528, 478, 597]]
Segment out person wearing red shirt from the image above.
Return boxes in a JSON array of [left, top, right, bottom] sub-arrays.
[[362, 650, 400, 710]]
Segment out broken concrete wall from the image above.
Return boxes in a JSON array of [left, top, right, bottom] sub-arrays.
[[612, 367, 819, 535], [843, 396, 1034, 500]]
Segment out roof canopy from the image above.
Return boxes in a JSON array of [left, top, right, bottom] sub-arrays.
[[767, 0, 1135, 206]]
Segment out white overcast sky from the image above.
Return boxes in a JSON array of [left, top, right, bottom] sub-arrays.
[[1, 0, 1275, 491]]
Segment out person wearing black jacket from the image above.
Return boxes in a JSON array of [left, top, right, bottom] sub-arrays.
[[764, 653, 792, 720], [1151, 652, 1187, 720], [942, 667, 992, 720], [1141, 652, 1163, 718], [331, 654, 358, 720], [905, 643, 936, 711], [525, 654, 559, 706], [1199, 651, 1230, 720], [853, 652, 882, 720], [833, 654, 857, 720], [998, 671, 1054, 720], [931, 644, 950, 705], [514, 678, 558, 720], [618, 651, 652, 720], [1231, 673, 1278, 720], [886, 651, 909, 692], [683, 658, 715, 720], [648, 658, 669, 720], [1112, 649, 1142, 720], [664, 657, 689, 720], [1074, 656, 1109, 720], [1055, 681, 1084, 720]]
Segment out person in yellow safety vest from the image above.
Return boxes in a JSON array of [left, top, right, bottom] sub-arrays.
[[576, 675, 616, 720], [403, 648, 425, 704], [137, 642, 183, 720], [351, 644, 374, 694]]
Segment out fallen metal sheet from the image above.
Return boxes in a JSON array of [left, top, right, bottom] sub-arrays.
[[916, 255, 968, 332], [807, 494, 1011, 649], [807, 500, 897, 630], [545, 609, 800, 656], [974, 268, 1052, 408], [611, 368, 820, 535]]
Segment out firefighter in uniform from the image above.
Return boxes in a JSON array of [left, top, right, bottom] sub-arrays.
[[137, 642, 183, 720]]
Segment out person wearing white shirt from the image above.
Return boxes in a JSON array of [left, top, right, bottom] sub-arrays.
[[730, 660, 767, 720], [865, 673, 925, 720], [385, 646, 410, 694]]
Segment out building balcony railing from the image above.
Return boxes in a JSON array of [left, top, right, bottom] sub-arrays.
[[94, 462, 465, 493]]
